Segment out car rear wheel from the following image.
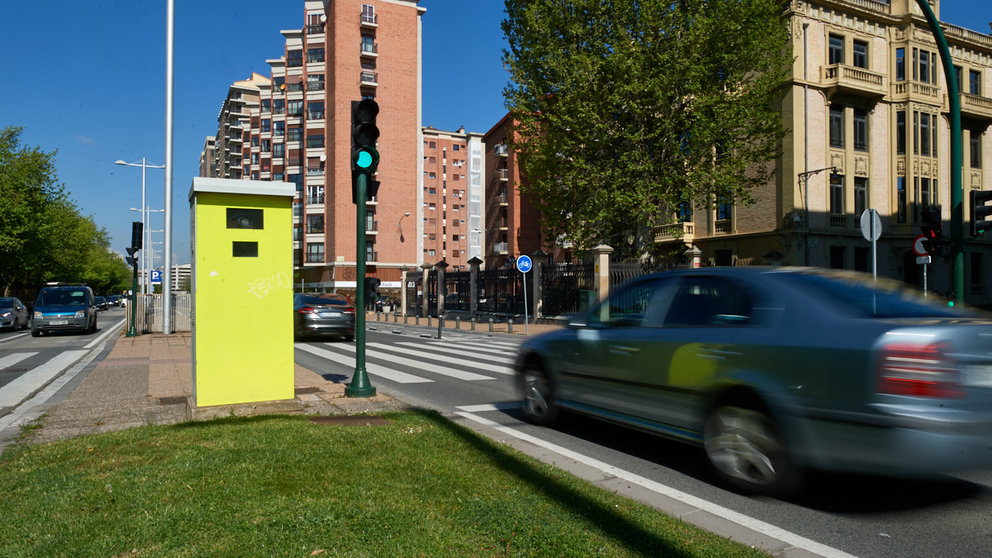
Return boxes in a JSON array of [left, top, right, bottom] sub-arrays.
[[31, 330, 40, 337], [519, 361, 558, 426], [703, 403, 798, 495]]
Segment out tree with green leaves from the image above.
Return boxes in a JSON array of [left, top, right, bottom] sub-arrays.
[[1, 126, 130, 297], [502, 0, 792, 261]]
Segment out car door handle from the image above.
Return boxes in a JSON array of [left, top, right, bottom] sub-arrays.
[[697, 347, 741, 360], [608, 344, 640, 355]]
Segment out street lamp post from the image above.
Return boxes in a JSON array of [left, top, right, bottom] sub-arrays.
[[129, 208, 165, 293], [116, 158, 165, 295]]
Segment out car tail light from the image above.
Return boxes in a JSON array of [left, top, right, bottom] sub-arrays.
[[343, 307, 356, 315], [877, 342, 963, 398], [298, 307, 317, 314]]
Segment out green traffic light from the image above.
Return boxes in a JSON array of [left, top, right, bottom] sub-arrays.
[[948, 301, 955, 307], [356, 150, 373, 169]]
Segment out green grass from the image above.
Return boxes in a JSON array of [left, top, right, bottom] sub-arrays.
[[0, 411, 767, 557]]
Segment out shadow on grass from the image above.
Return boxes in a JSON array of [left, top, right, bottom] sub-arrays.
[[410, 409, 698, 558]]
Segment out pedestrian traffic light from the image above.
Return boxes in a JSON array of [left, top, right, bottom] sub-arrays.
[[126, 247, 139, 268], [970, 189, 992, 237], [351, 99, 380, 204], [921, 208, 942, 253]]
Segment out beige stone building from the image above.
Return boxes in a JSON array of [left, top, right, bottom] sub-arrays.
[[656, 0, 992, 306]]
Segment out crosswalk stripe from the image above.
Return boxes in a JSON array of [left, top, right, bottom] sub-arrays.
[[0, 352, 37, 370], [425, 340, 518, 357], [390, 342, 514, 374], [0, 350, 88, 408], [394, 341, 513, 363], [333, 343, 495, 382], [296, 344, 432, 384]]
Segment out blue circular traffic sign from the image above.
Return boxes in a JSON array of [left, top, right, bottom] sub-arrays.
[[516, 255, 533, 273]]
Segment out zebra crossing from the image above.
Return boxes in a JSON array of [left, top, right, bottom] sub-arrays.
[[0, 349, 89, 409], [295, 336, 521, 385]]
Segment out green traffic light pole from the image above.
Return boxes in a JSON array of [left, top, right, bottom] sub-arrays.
[[127, 263, 138, 337], [916, 0, 963, 304], [346, 170, 376, 397]]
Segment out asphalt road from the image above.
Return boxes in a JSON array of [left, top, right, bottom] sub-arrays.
[[294, 324, 992, 558]]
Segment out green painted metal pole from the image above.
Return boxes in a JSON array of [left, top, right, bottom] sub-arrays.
[[127, 267, 138, 337], [916, 0, 963, 304], [346, 172, 376, 397]]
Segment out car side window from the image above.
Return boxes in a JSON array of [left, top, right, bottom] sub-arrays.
[[663, 277, 753, 327], [590, 278, 671, 328]]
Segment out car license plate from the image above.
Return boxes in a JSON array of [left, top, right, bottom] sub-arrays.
[[320, 311, 341, 318], [963, 364, 992, 388], [51, 320, 68, 326]]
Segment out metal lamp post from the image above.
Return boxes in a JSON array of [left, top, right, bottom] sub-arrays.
[[116, 159, 165, 295]]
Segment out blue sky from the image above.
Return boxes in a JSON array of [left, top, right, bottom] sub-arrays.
[[1, 1, 989, 267]]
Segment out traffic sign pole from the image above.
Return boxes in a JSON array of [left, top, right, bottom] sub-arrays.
[[516, 255, 533, 336]]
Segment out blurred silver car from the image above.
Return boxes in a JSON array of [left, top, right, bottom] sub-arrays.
[[515, 267, 992, 494], [0, 297, 29, 330], [293, 292, 355, 341]]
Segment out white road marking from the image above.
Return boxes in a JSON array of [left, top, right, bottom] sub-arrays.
[[0, 350, 88, 408], [389, 342, 513, 374], [85, 319, 126, 349], [359, 343, 496, 381], [454, 407, 859, 558], [0, 352, 37, 370], [395, 341, 514, 365], [295, 343, 432, 384]]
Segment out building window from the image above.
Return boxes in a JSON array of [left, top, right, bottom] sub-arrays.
[[829, 34, 844, 65], [897, 176, 907, 223], [971, 130, 983, 169], [273, 143, 285, 158], [307, 185, 324, 204], [307, 75, 324, 91], [361, 35, 376, 54], [920, 177, 932, 212], [261, 99, 271, 113], [970, 70, 982, 95], [260, 139, 270, 153], [307, 102, 324, 120], [361, 4, 376, 25], [306, 215, 324, 234], [919, 112, 931, 157], [306, 135, 324, 149], [307, 47, 324, 63], [306, 242, 324, 263], [853, 108, 868, 151], [829, 106, 844, 148], [896, 47, 905, 81], [854, 177, 868, 217], [287, 100, 303, 116], [287, 50, 303, 68], [896, 110, 906, 155], [261, 119, 271, 133], [273, 99, 285, 114], [914, 48, 937, 85], [853, 40, 868, 69], [830, 174, 844, 215], [288, 127, 302, 142]]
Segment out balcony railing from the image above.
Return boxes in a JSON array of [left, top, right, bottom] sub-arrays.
[[821, 64, 885, 98], [495, 168, 509, 180], [892, 81, 941, 100], [654, 222, 695, 242], [306, 24, 324, 35], [361, 13, 378, 26], [361, 43, 378, 56], [960, 92, 992, 121], [306, 81, 324, 91], [306, 168, 323, 177], [366, 250, 378, 262], [360, 71, 378, 85], [306, 252, 324, 263], [494, 144, 508, 156], [829, 215, 848, 227], [493, 242, 509, 254], [366, 221, 378, 233], [306, 195, 324, 204]]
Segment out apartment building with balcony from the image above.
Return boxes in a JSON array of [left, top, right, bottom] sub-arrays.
[[482, 114, 548, 269], [421, 126, 485, 270], [203, 0, 423, 293], [651, 0, 992, 305], [203, 73, 270, 180]]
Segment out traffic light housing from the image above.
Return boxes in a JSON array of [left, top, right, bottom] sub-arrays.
[[131, 221, 143, 250], [970, 189, 992, 237], [125, 246, 139, 268], [351, 99, 380, 204], [921, 208, 942, 253]]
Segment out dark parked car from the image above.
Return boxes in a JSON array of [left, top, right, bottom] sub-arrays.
[[32, 284, 97, 336], [95, 296, 108, 310], [0, 297, 29, 330], [107, 294, 122, 307], [515, 267, 992, 495], [293, 292, 355, 341]]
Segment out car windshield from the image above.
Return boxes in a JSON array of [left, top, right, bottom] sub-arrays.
[[38, 290, 88, 307], [0, 298, 13, 308], [298, 295, 349, 307], [776, 270, 964, 318]]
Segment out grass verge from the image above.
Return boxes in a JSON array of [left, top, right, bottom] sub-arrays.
[[0, 410, 767, 557]]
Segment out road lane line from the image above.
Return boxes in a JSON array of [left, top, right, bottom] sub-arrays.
[[84, 319, 126, 349], [394, 341, 514, 365], [0, 352, 37, 370], [296, 344, 432, 384], [0, 332, 30, 344], [0, 350, 88, 408], [426, 341, 518, 357], [455, 409, 858, 558]]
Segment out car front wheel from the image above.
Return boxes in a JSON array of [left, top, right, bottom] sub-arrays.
[[703, 403, 798, 495], [519, 360, 558, 426]]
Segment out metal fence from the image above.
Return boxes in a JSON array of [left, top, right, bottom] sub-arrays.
[[443, 270, 472, 312], [129, 293, 192, 333], [541, 263, 595, 316], [478, 267, 525, 315]]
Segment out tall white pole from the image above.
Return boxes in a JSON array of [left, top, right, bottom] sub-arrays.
[[163, 0, 175, 334], [141, 158, 148, 296]]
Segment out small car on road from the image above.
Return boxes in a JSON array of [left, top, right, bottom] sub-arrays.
[[293, 292, 355, 341], [31, 284, 98, 336], [515, 267, 992, 495], [0, 297, 29, 330]]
